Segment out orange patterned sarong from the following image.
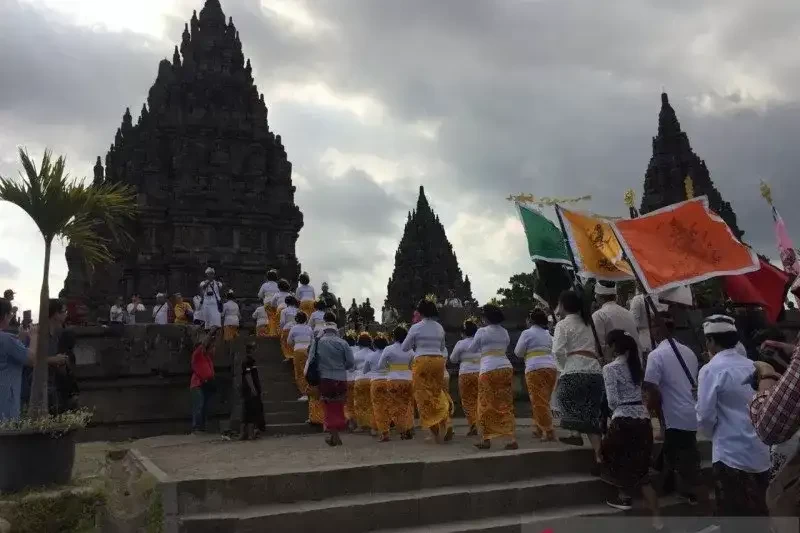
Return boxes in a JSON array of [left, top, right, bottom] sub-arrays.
[[308, 388, 324, 424], [354, 379, 375, 429], [345, 381, 356, 421], [266, 305, 279, 337], [412, 355, 452, 430], [223, 325, 239, 341], [372, 379, 414, 434], [458, 372, 479, 428], [300, 300, 315, 318], [293, 349, 310, 396], [256, 325, 269, 337], [478, 368, 516, 440], [280, 329, 293, 360], [525, 368, 558, 434]]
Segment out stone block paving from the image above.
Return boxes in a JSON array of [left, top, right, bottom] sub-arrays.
[[133, 418, 594, 481]]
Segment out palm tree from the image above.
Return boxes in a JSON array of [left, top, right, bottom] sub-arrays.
[[0, 148, 136, 418]]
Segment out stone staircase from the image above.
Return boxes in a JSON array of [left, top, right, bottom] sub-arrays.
[[168, 440, 714, 533]]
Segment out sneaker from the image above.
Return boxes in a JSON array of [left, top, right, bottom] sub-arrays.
[[298, 395, 309, 402], [605, 495, 633, 511], [677, 493, 698, 506]]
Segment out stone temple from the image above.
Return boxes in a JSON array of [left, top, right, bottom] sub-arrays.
[[386, 186, 473, 318], [640, 92, 742, 238], [63, 0, 303, 313]]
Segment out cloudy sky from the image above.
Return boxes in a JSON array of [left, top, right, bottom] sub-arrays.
[[2, 0, 800, 315]]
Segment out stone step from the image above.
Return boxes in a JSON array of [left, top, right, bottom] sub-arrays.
[[263, 410, 310, 424], [174, 447, 600, 515], [264, 422, 322, 437], [373, 494, 715, 533], [178, 473, 614, 533]]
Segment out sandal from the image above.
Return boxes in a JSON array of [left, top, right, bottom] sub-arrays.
[[466, 425, 478, 437], [504, 441, 519, 450], [474, 440, 491, 450]]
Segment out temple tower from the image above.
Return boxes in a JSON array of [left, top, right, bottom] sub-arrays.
[[63, 0, 303, 311], [385, 186, 473, 317], [640, 92, 743, 238]]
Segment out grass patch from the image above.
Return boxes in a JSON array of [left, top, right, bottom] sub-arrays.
[[0, 485, 104, 533]]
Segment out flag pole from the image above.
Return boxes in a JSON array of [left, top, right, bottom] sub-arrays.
[[553, 203, 605, 357]]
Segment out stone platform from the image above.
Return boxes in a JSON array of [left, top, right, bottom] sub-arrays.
[[128, 423, 714, 533]]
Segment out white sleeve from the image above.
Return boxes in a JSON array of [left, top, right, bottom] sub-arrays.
[[696, 366, 719, 438], [514, 330, 528, 359]]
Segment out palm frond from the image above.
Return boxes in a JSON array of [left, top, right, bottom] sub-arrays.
[[0, 147, 138, 266]]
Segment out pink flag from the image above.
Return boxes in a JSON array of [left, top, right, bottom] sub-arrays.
[[773, 206, 800, 276]]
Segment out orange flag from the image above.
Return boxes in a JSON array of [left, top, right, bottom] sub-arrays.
[[612, 197, 759, 293], [558, 206, 634, 281]]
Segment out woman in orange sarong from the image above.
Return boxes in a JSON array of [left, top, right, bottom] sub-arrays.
[[402, 296, 453, 444], [257, 269, 279, 337], [343, 330, 357, 426], [449, 318, 481, 436], [514, 309, 558, 441], [279, 295, 299, 362], [352, 332, 376, 431], [367, 334, 390, 439], [297, 272, 317, 318], [372, 325, 415, 441], [470, 304, 517, 450], [288, 311, 324, 423], [253, 304, 269, 337], [222, 290, 240, 341], [268, 279, 291, 339]]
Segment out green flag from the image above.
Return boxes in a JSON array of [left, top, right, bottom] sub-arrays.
[[516, 203, 571, 265]]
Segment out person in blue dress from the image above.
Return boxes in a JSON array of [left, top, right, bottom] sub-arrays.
[[0, 297, 36, 421]]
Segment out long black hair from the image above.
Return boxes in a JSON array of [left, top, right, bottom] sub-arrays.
[[559, 290, 589, 325], [606, 329, 643, 385]]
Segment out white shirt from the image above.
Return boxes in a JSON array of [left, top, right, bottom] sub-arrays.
[[222, 300, 240, 327], [629, 294, 668, 351], [697, 348, 770, 473], [270, 291, 290, 309], [449, 338, 480, 374], [280, 306, 298, 331], [258, 281, 279, 304], [514, 325, 558, 373], [309, 310, 326, 332], [109, 305, 126, 323], [296, 284, 316, 302], [192, 296, 204, 321], [552, 313, 601, 375], [252, 306, 268, 327], [363, 348, 384, 380], [352, 347, 373, 381], [152, 302, 169, 325], [468, 324, 512, 374], [603, 356, 649, 419], [378, 342, 414, 381], [592, 301, 641, 361], [445, 298, 463, 308], [401, 318, 447, 358], [126, 303, 145, 325], [644, 339, 699, 431], [287, 324, 313, 351]]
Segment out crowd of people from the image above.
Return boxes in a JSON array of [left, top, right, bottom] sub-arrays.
[[5, 264, 800, 530]]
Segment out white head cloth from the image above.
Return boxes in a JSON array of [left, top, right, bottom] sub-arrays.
[[595, 281, 617, 296], [703, 314, 737, 335], [205, 267, 215, 275]]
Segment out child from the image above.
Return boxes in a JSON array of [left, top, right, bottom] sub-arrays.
[[241, 343, 266, 440]]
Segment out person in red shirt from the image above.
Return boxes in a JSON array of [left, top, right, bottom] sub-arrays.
[[191, 327, 219, 433]]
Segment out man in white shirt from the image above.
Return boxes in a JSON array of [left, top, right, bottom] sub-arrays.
[[697, 314, 770, 520], [592, 281, 641, 363], [643, 312, 700, 505], [152, 293, 170, 325], [126, 294, 145, 325], [109, 296, 126, 324], [629, 286, 668, 353]]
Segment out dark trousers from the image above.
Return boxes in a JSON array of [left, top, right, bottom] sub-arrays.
[[655, 428, 701, 496], [191, 387, 210, 431], [713, 461, 770, 533]]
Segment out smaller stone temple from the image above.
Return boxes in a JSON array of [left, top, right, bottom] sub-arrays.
[[385, 186, 473, 317], [640, 92, 743, 238]]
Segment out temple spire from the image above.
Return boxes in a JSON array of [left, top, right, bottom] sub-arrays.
[[640, 92, 743, 238]]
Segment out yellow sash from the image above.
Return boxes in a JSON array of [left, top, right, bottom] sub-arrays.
[[388, 363, 410, 372], [525, 349, 550, 360], [481, 349, 506, 358]]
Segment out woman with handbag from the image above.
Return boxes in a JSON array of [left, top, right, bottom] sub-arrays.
[[190, 327, 219, 433], [306, 314, 354, 446]]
